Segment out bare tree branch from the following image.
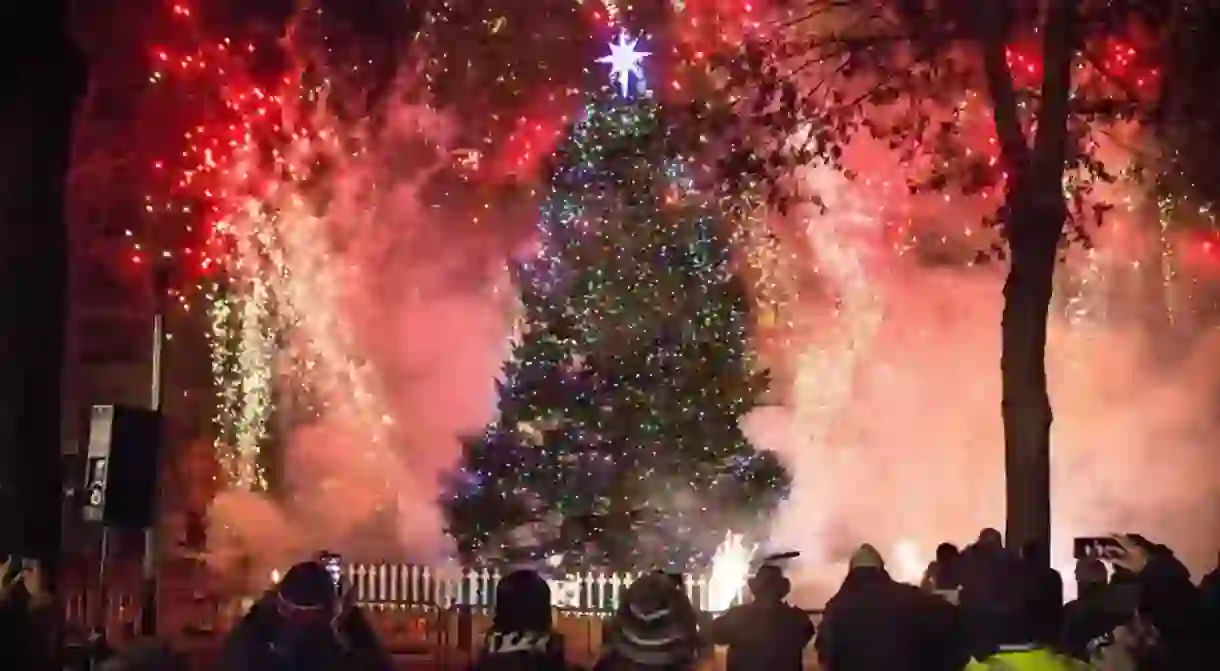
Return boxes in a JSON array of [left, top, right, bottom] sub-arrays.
[[1030, 0, 1079, 197], [975, 3, 1031, 179]]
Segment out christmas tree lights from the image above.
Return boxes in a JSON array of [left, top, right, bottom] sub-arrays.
[[443, 32, 790, 571], [78, 0, 1219, 525]]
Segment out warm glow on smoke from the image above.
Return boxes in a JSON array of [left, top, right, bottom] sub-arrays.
[[121, 0, 1220, 590], [890, 539, 924, 585], [744, 131, 1220, 600]]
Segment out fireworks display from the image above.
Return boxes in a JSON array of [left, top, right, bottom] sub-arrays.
[[71, 0, 1220, 584]]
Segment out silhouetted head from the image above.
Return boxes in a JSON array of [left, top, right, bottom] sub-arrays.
[[274, 561, 339, 628], [977, 528, 1003, 550], [935, 543, 960, 565], [493, 570, 553, 632], [849, 544, 885, 571], [605, 572, 700, 667], [1020, 539, 1045, 563], [966, 552, 1044, 645], [748, 565, 791, 601], [1110, 565, 1138, 585], [1075, 558, 1108, 589]]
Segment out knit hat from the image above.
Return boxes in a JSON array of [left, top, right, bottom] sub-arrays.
[[493, 569, 554, 632], [606, 572, 701, 667], [275, 561, 337, 620], [848, 544, 885, 570]]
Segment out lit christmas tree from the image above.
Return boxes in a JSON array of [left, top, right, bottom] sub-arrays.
[[443, 31, 790, 572]]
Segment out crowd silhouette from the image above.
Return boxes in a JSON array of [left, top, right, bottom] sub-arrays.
[[43, 530, 1220, 670]]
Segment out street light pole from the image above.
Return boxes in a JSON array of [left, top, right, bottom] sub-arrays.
[[139, 262, 169, 638]]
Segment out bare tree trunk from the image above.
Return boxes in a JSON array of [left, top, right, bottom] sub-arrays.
[[1001, 202, 1059, 562], [976, 0, 1077, 566]]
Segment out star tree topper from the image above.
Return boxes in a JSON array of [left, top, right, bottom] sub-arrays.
[[597, 31, 650, 97]]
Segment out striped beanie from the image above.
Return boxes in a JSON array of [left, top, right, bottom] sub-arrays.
[[604, 572, 701, 667]]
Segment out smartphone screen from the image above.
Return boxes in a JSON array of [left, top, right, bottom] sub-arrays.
[[1074, 536, 1124, 560]]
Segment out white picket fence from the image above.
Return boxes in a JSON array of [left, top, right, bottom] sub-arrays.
[[315, 563, 746, 615]]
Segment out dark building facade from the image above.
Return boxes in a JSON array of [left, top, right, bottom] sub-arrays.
[[0, 2, 87, 567]]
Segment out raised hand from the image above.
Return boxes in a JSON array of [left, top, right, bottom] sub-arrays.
[[22, 561, 47, 605], [1110, 534, 1150, 574]]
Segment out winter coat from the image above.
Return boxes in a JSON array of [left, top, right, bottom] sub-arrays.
[[922, 560, 963, 593], [591, 651, 693, 671], [1026, 564, 1065, 645], [469, 630, 570, 671], [220, 593, 393, 671], [1060, 584, 1132, 662], [1062, 554, 1209, 671], [957, 547, 1031, 659], [708, 599, 814, 671], [96, 640, 183, 671], [964, 645, 1093, 671], [1130, 556, 1209, 670], [816, 566, 964, 671], [1199, 566, 1220, 629]]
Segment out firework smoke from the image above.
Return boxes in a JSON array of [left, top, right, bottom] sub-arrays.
[[742, 137, 1220, 605], [205, 87, 529, 583], [200, 6, 1220, 600]]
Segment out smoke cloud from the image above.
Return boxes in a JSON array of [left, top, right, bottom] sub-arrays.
[[205, 94, 530, 587], [743, 144, 1220, 605], [203, 19, 1220, 601]]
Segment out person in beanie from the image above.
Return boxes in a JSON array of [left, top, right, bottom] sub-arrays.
[[221, 559, 392, 671], [595, 571, 704, 671], [816, 544, 962, 671], [472, 569, 569, 671], [708, 562, 814, 671]]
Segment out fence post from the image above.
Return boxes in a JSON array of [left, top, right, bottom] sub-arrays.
[[457, 604, 473, 653]]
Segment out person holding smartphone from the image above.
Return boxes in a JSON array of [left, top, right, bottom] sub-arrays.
[[1105, 534, 1209, 670]]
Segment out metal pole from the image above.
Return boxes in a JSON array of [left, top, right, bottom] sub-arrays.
[[139, 274, 166, 638], [150, 312, 163, 412], [95, 526, 109, 628], [87, 525, 112, 671]]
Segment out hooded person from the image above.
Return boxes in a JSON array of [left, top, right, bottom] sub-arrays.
[[472, 569, 569, 671], [221, 560, 392, 671], [708, 562, 815, 671], [816, 544, 963, 671], [595, 571, 704, 671]]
